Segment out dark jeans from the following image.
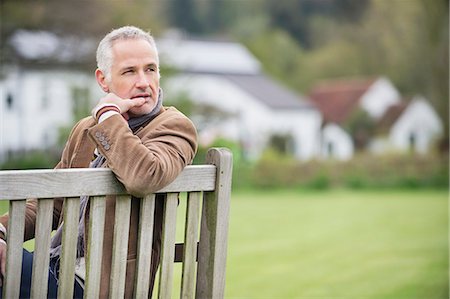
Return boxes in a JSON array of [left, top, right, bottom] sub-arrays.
[[0, 249, 84, 299]]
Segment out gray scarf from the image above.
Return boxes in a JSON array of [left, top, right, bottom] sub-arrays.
[[49, 89, 163, 268]]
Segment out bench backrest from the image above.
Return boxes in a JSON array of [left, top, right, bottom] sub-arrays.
[[0, 147, 232, 299]]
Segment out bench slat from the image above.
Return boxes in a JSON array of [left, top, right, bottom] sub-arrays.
[[30, 198, 54, 299], [4, 200, 26, 299], [109, 195, 132, 298], [196, 148, 233, 298], [0, 165, 216, 200], [134, 194, 156, 298], [181, 191, 201, 298], [158, 193, 178, 299], [85, 196, 106, 299], [57, 197, 81, 298]]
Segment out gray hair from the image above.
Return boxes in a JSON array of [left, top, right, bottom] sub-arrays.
[[96, 26, 159, 80]]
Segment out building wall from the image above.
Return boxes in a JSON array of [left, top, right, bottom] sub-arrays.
[[360, 77, 401, 119], [390, 97, 443, 153], [0, 67, 101, 162], [321, 123, 354, 160], [271, 110, 322, 160]]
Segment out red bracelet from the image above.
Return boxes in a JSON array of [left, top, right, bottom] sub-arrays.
[[95, 105, 121, 120]]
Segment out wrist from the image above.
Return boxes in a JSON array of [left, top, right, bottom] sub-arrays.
[[98, 110, 120, 123], [0, 223, 7, 242], [92, 103, 121, 122]]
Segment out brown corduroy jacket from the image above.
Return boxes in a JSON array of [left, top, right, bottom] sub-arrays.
[[0, 106, 198, 298]]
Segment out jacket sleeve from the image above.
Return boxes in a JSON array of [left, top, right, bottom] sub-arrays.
[[87, 111, 198, 197]]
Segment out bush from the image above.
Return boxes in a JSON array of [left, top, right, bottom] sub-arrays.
[[193, 138, 242, 166], [0, 150, 60, 170], [235, 151, 449, 190], [306, 173, 330, 190]]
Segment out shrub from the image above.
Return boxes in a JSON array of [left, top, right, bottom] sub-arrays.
[[193, 137, 242, 166], [0, 150, 60, 170], [236, 151, 449, 190]]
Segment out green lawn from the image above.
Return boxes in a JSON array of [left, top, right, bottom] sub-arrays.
[[222, 189, 448, 299]]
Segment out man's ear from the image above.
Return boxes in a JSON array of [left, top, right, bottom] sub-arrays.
[[95, 69, 110, 93]]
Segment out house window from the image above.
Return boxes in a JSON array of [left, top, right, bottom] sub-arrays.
[[409, 133, 416, 152], [71, 86, 91, 119], [43, 131, 49, 146], [327, 142, 334, 158], [6, 93, 13, 110], [268, 133, 295, 155], [42, 79, 50, 109]]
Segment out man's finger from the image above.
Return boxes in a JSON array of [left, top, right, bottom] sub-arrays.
[[116, 98, 145, 114], [129, 97, 146, 107]]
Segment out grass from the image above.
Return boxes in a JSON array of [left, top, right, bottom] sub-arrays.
[[1, 189, 447, 298], [223, 189, 448, 299]]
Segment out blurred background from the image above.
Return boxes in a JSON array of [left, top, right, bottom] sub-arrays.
[[0, 0, 448, 298]]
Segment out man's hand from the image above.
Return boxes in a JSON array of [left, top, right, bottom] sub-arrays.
[[93, 93, 146, 121], [0, 240, 7, 286]]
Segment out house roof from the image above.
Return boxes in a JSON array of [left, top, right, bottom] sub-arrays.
[[8, 30, 95, 64], [308, 78, 377, 124], [158, 34, 312, 111], [157, 37, 261, 75], [376, 100, 409, 134], [224, 74, 313, 110]]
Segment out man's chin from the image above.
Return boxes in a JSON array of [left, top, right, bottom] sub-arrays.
[[128, 103, 157, 118]]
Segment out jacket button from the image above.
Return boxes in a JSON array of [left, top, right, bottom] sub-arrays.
[[104, 144, 110, 150], [101, 140, 108, 146], [95, 132, 101, 138]]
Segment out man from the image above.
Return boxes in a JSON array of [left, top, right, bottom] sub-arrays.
[[0, 26, 197, 298]]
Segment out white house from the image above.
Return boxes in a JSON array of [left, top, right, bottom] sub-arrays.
[[158, 35, 322, 161], [309, 77, 402, 160], [0, 66, 101, 162], [359, 77, 401, 119], [321, 124, 354, 160], [371, 95, 443, 154], [0, 30, 100, 163]]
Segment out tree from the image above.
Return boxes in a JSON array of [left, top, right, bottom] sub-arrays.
[[343, 109, 375, 150], [265, 0, 370, 48], [168, 0, 200, 33]]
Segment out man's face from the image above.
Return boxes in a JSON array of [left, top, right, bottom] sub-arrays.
[[106, 39, 160, 118]]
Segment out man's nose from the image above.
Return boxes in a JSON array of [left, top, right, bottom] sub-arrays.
[[135, 71, 149, 88]]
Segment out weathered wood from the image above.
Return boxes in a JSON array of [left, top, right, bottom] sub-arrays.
[[174, 242, 199, 263], [84, 196, 106, 299], [30, 198, 54, 299], [158, 193, 178, 299], [0, 165, 216, 200], [134, 194, 156, 299], [196, 148, 233, 299], [3, 200, 26, 299], [109, 195, 132, 298], [58, 197, 81, 298], [181, 191, 201, 299]]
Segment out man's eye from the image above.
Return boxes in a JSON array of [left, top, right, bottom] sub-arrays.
[[146, 67, 156, 72], [123, 70, 134, 75]]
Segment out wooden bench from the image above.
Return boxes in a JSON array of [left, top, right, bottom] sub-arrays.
[[0, 147, 232, 298]]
